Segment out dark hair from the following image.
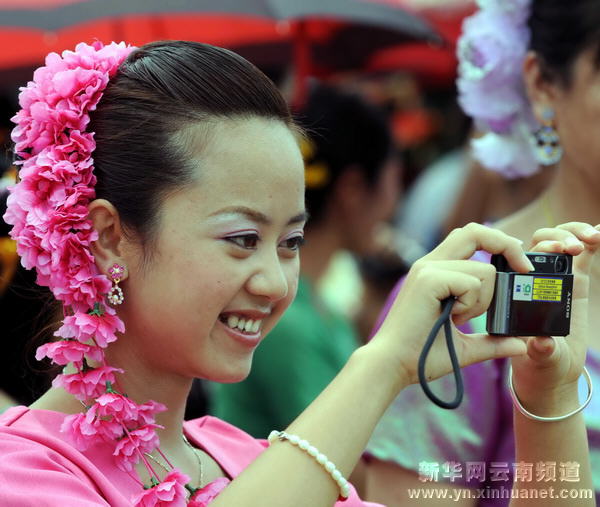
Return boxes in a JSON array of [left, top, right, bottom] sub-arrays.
[[529, 0, 600, 86], [90, 41, 293, 260], [297, 83, 392, 225]]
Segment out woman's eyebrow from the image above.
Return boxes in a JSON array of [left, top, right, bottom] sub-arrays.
[[289, 211, 309, 226], [209, 206, 308, 226]]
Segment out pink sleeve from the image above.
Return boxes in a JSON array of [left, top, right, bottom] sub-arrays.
[[0, 430, 111, 507]]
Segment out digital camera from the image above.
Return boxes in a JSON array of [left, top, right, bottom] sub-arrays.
[[486, 252, 573, 336]]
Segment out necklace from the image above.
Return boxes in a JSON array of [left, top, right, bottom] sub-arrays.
[[76, 400, 205, 489], [144, 434, 204, 489], [183, 433, 204, 489]]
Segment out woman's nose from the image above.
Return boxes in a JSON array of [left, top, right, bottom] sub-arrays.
[[246, 255, 289, 302]]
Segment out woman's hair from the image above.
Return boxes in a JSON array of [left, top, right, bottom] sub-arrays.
[[298, 83, 392, 225], [89, 40, 293, 259], [529, 0, 600, 86]]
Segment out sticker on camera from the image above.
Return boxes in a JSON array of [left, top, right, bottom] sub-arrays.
[[513, 275, 562, 302]]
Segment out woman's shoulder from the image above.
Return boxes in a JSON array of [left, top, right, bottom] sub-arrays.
[[184, 415, 268, 474], [0, 406, 131, 506], [0, 406, 86, 470], [186, 414, 265, 440], [0, 404, 64, 437], [0, 405, 106, 471]]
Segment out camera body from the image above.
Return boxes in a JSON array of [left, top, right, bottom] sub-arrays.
[[486, 252, 573, 336]]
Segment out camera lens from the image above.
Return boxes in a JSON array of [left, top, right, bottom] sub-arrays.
[[555, 256, 566, 273]]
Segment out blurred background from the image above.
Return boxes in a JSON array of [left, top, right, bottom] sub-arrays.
[[0, 0, 551, 421]]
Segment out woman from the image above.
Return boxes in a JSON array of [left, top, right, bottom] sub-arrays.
[[0, 40, 595, 507], [212, 83, 400, 438], [365, 1, 600, 505]]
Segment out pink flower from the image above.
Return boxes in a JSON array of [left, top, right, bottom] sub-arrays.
[[135, 400, 167, 426], [93, 393, 140, 423], [3, 39, 158, 484], [53, 67, 107, 99], [28, 150, 96, 191], [41, 206, 95, 253], [52, 365, 123, 401], [132, 470, 190, 507], [12, 226, 49, 273], [61, 410, 123, 450], [47, 238, 111, 307], [188, 477, 230, 506], [114, 424, 162, 472], [51, 130, 96, 164], [472, 130, 540, 178], [456, 0, 539, 178], [457, 10, 529, 128], [55, 310, 125, 347], [36, 339, 104, 366], [6, 40, 134, 297]]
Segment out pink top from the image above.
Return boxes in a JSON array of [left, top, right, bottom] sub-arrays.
[[0, 406, 380, 506]]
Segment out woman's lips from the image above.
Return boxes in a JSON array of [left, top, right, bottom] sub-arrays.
[[218, 318, 263, 348]]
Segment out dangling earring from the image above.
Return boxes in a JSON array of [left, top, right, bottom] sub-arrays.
[[532, 108, 563, 165], [107, 263, 125, 305]]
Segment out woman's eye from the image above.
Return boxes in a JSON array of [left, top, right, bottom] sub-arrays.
[[280, 236, 305, 251], [226, 234, 260, 250]]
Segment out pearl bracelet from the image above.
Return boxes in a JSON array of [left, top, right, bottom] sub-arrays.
[[508, 366, 593, 422], [268, 430, 351, 499]]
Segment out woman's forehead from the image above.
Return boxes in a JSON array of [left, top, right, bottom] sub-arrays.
[[163, 118, 305, 220]]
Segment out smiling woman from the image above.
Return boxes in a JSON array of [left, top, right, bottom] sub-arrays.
[[0, 39, 595, 507], [95, 117, 306, 386]]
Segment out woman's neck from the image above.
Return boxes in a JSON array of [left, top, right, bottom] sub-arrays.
[[104, 342, 193, 451], [31, 339, 193, 454], [543, 159, 600, 226], [496, 160, 600, 241]]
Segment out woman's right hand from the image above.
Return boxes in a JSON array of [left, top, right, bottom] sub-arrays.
[[369, 222, 531, 389]]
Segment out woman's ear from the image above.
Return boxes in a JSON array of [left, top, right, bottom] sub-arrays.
[[88, 199, 129, 279], [523, 51, 560, 123]]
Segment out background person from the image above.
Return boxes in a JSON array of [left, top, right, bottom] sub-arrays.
[[364, 1, 600, 505]]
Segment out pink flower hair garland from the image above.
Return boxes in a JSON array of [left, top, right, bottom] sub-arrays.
[[3, 41, 221, 506], [456, 0, 539, 178]]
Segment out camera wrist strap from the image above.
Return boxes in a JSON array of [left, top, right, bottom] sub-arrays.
[[417, 297, 464, 409]]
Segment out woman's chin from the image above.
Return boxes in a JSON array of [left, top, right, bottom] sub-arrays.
[[206, 362, 253, 384]]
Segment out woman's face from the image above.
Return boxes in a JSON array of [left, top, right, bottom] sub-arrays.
[[551, 47, 600, 176], [120, 117, 306, 383]]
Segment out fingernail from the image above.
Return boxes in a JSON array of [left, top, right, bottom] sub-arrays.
[[585, 226, 600, 236], [525, 258, 535, 271], [565, 237, 584, 248]]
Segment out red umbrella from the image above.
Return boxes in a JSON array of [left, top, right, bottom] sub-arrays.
[[0, 0, 442, 106], [0, 0, 440, 70], [364, 0, 475, 87]]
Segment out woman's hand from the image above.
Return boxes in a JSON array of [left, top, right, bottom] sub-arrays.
[[369, 222, 531, 388], [510, 222, 600, 414]]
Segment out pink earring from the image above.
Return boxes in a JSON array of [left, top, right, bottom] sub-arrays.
[[107, 263, 125, 305]]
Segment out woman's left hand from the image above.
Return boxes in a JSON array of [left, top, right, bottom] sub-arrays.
[[511, 222, 600, 411]]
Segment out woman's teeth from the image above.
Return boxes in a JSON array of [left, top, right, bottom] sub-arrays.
[[226, 315, 261, 334]]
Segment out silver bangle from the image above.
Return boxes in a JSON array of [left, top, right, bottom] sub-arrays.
[[508, 365, 593, 422], [268, 430, 351, 498]]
